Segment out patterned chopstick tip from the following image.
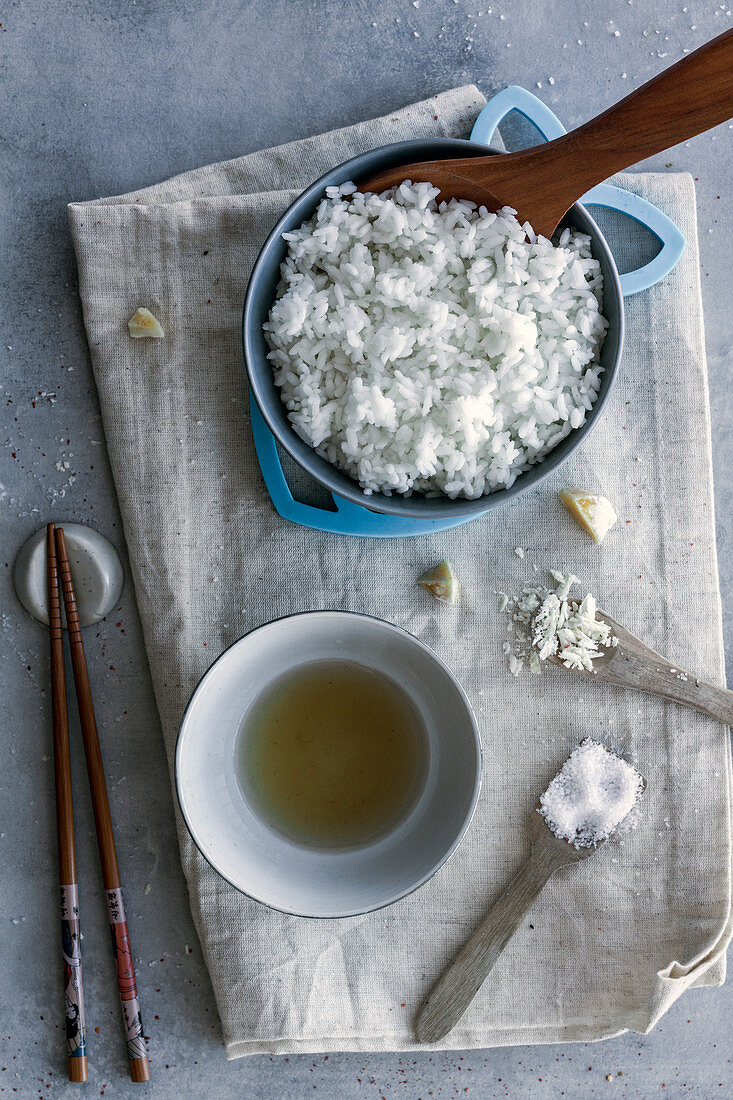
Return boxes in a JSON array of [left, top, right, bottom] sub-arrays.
[[106, 888, 147, 1062], [60, 883, 87, 1060]]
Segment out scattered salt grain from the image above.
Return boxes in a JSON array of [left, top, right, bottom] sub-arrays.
[[539, 739, 644, 847]]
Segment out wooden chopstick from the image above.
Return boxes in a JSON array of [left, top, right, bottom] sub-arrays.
[[47, 524, 88, 1084], [54, 527, 150, 1084]]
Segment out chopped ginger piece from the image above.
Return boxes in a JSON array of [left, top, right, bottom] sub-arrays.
[[418, 560, 460, 604], [560, 489, 617, 544], [128, 307, 165, 339]]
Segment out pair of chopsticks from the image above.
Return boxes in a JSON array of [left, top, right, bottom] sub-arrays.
[[47, 524, 150, 1084]]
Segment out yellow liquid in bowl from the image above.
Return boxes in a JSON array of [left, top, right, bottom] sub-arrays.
[[239, 660, 427, 848]]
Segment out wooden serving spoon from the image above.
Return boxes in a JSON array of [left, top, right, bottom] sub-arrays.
[[414, 786, 644, 1044], [361, 29, 733, 238], [545, 608, 733, 725]]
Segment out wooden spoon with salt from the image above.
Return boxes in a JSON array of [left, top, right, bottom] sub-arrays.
[[361, 29, 733, 239], [545, 608, 733, 726], [414, 765, 646, 1046]]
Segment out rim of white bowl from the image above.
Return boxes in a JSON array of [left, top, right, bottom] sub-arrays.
[[175, 610, 483, 918]]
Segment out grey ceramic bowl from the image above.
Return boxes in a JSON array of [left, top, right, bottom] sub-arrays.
[[242, 138, 624, 519]]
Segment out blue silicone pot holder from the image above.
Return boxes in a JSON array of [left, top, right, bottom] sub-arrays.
[[251, 85, 685, 538]]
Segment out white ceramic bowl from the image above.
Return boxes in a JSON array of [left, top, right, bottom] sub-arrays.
[[175, 611, 482, 918]]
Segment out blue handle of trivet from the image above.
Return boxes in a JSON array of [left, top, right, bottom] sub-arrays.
[[470, 85, 685, 296], [472, 85, 569, 145], [250, 396, 475, 538], [575, 182, 685, 297]]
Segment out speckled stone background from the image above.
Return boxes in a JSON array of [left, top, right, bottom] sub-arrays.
[[1, 1, 731, 1096]]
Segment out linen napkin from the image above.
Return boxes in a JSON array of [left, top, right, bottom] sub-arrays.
[[68, 85, 732, 1058]]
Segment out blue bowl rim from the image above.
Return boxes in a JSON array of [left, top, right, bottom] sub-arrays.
[[243, 138, 624, 519]]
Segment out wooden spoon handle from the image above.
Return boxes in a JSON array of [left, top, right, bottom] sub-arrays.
[[559, 27, 733, 193], [665, 676, 733, 726], [414, 844, 564, 1043], [593, 646, 733, 726]]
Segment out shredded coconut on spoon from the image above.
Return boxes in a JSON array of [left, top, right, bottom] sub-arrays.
[[539, 739, 644, 848], [503, 570, 617, 675]]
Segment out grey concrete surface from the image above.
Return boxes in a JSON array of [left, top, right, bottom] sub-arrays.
[[1, 1, 731, 1096]]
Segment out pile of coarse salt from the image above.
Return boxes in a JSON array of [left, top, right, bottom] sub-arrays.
[[502, 570, 617, 675], [539, 739, 644, 848]]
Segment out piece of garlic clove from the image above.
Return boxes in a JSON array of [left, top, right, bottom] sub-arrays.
[[559, 489, 617, 544], [128, 307, 165, 339], [418, 560, 460, 604]]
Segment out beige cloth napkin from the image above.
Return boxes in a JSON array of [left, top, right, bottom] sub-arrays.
[[68, 86, 732, 1058]]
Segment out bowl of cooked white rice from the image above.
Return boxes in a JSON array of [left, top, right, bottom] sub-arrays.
[[243, 139, 623, 518]]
